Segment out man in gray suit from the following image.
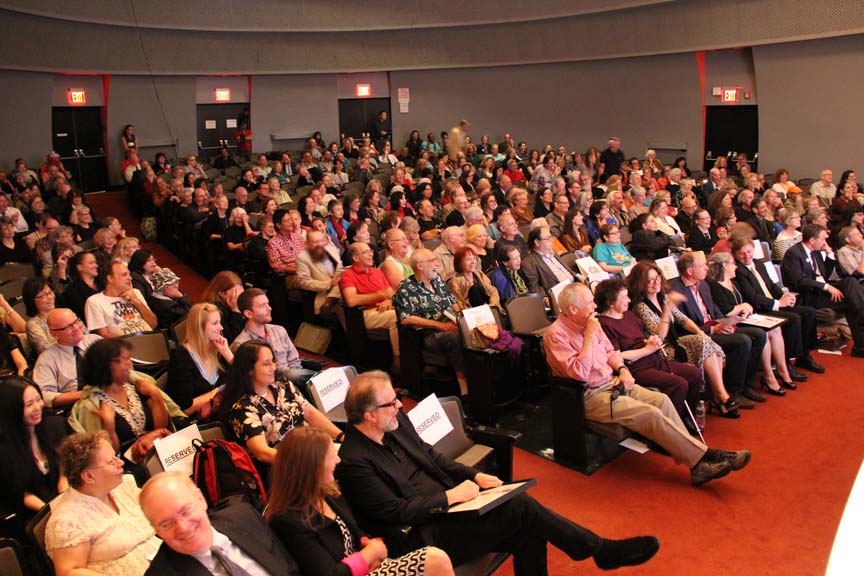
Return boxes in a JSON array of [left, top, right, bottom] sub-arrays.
[[521, 226, 578, 298]]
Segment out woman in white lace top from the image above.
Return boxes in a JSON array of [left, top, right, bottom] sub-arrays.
[[46, 431, 161, 575]]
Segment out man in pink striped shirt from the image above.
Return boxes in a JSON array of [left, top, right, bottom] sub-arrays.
[[543, 282, 750, 486]]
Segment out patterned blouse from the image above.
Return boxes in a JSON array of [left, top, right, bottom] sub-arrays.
[[228, 382, 308, 447], [392, 275, 457, 322]]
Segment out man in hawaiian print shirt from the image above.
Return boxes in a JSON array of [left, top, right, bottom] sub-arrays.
[[392, 248, 468, 396]]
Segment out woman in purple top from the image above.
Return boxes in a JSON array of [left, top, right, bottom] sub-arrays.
[[594, 279, 704, 425]]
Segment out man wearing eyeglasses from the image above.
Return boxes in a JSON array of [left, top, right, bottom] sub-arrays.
[[522, 226, 578, 299], [33, 308, 102, 409], [141, 471, 298, 576], [336, 371, 660, 573], [392, 249, 468, 396]]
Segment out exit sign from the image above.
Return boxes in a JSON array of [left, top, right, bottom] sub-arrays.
[[67, 89, 86, 105], [722, 88, 739, 103], [355, 84, 371, 97], [214, 88, 231, 102]]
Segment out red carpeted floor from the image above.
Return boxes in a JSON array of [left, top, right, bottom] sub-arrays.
[[90, 191, 864, 576]]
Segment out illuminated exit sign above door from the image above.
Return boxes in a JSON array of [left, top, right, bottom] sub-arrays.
[[67, 89, 86, 105]]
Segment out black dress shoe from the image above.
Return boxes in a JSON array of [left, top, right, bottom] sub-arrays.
[[786, 364, 808, 382], [796, 355, 825, 374], [594, 536, 660, 570]]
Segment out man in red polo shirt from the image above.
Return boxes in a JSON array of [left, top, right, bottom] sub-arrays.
[[340, 242, 400, 370]]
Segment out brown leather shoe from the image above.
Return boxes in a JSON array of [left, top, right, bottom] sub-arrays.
[[741, 386, 767, 403]]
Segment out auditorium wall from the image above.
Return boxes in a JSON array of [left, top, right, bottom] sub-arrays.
[[754, 35, 864, 180], [0, 35, 860, 186]]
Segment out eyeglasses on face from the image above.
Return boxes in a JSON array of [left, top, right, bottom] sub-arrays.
[[375, 398, 402, 410]]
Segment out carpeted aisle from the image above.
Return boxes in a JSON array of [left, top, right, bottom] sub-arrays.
[[90, 191, 864, 576], [498, 349, 864, 576]]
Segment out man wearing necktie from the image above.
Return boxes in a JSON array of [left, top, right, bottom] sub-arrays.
[[141, 472, 299, 576], [32, 308, 102, 410], [781, 224, 864, 357], [731, 236, 822, 378]]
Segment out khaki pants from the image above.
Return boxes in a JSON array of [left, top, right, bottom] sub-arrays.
[[363, 308, 399, 357], [583, 383, 706, 468]]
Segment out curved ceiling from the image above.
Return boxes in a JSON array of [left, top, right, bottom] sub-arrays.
[[0, 0, 673, 32], [0, 0, 863, 75]]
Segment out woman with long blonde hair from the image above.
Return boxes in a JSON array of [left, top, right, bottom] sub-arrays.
[[165, 303, 233, 419]]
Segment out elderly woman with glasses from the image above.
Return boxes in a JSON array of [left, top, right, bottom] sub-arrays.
[[45, 431, 161, 576]]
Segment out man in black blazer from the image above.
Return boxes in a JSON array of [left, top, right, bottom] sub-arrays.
[[336, 371, 660, 574], [671, 251, 767, 405], [141, 472, 299, 576], [521, 226, 578, 298], [781, 224, 864, 357], [746, 198, 779, 245], [731, 235, 822, 377]]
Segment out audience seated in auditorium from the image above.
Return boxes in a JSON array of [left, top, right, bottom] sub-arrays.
[[166, 303, 233, 421], [0, 376, 67, 539], [729, 235, 821, 377], [266, 426, 455, 576], [595, 279, 703, 426], [216, 341, 340, 471], [85, 260, 157, 337], [297, 227, 344, 316], [69, 339, 181, 464], [781, 224, 864, 357], [336, 370, 660, 571], [140, 471, 299, 576], [522, 226, 577, 297], [544, 282, 750, 485], [231, 288, 314, 387], [32, 308, 101, 409], [671, 251, 768, 406], [392, 248, 468, 395], [46, 431, 161, 575]]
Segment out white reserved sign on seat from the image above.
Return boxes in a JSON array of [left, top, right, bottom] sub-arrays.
[[310, 367, 351, 413], [462, 304, 495, 331], [655, 256, 679, 280], [575, 256, 611, 284], [408, 394, 454, 446], [154, 424, 203, 475]]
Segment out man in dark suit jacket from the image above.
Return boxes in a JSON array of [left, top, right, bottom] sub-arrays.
[[670, 251, 767, 404], [335, 371, 660, 573], [781, 224, 864, 357], [141, 472, 299, 576], [746, 198, 779, 245], [521, 226, 578, 297], [731, 235, 822, 377]]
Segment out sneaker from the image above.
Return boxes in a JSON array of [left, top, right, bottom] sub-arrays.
[[690, 458, 732, 486], [594, 536, 660, 570]]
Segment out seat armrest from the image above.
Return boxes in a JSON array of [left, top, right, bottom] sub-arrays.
[[466, 425, 522, 482]]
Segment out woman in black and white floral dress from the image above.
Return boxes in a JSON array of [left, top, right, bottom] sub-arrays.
[[218, 341, 341, 474]]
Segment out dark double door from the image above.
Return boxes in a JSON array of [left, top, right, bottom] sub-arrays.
[[196, 103, 248, 159], [338, 98, 391, 142], [704, 105, 759, 172], [52, 106, 109, 193]]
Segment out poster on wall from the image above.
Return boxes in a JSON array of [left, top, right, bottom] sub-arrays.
[[226, 119, 237, 128], [400, 101, 409, 113], [205, 120, 216, 129]]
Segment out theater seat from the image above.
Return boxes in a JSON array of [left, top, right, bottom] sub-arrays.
[[551, 376, 628, 475]]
